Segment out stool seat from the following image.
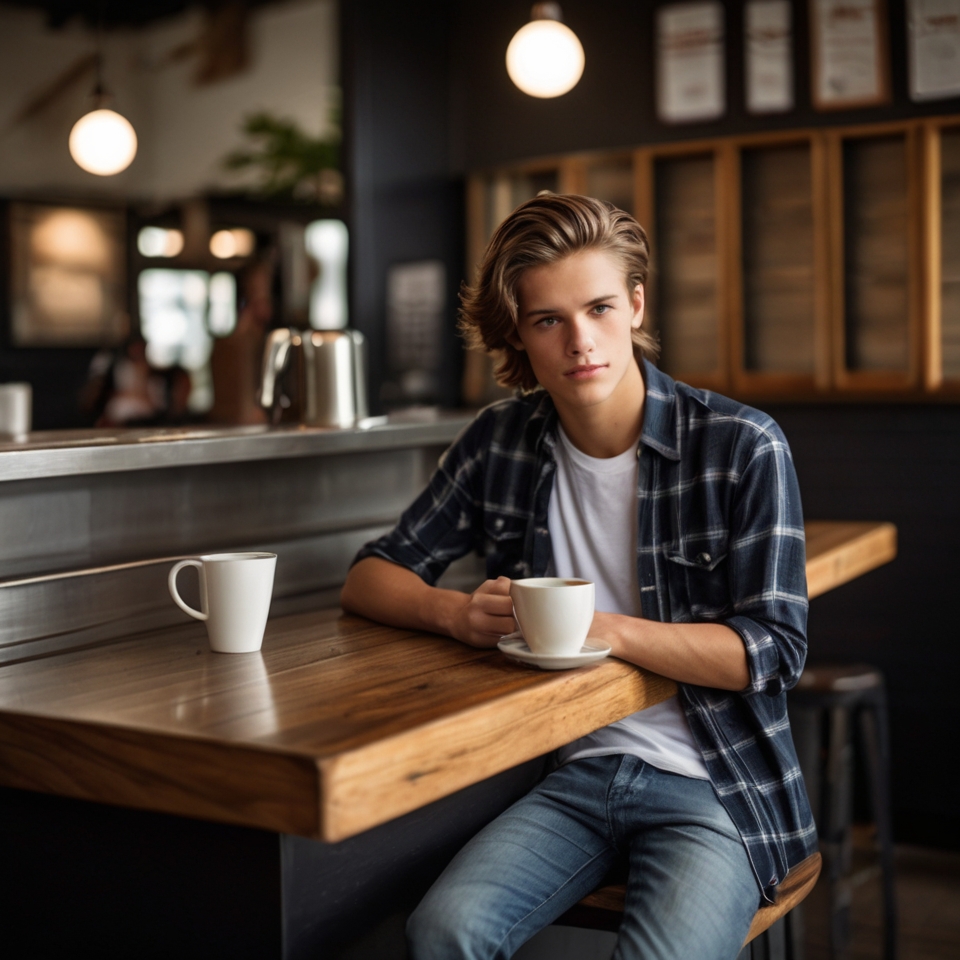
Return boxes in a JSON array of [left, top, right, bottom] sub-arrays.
[[794, 663, 883, 694], [556, 852, 821, 948]]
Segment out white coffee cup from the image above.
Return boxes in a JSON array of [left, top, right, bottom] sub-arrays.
[[0, 382, 31, 441], [510, 577, 595, 656], [168, 552, 277, 653]]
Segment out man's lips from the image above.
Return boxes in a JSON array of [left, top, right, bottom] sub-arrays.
[[564, 363, 607, 379]]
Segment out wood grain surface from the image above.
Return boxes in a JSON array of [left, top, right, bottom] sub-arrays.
[[0, 521, 895, 842], [0, 607, 675, 842], [805, 520, 897, 599]]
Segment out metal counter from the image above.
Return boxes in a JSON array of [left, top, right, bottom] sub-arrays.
[[0, 413, 480, 664], [0, 413, 472, 482]]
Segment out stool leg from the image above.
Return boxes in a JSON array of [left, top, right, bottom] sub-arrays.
[[824, 705, 853, 960], [858, 695, 898, 960], [785, 902, 807, 960]]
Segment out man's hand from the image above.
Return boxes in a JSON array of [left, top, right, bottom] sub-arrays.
[[448, 576, 515, 648], [341, 558, 517, 650]]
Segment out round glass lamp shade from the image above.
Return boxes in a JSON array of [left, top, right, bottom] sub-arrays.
[[506, 19, 584, 98], [69, 108, 138, 176]]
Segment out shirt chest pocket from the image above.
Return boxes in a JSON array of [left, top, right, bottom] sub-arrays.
[[663, 534, 731, 621]]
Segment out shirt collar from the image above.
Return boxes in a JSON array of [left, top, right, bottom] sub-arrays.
[[639, 361, 682, 461], [526, 360, 681, 461]]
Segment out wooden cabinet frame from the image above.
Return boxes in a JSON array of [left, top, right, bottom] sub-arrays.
[[635, 141, 731, 392], [825, 121, 924, 393], [465, 114, 960, 403]]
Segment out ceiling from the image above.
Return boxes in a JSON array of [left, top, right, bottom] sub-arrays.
[[2, 0, 277, 30]]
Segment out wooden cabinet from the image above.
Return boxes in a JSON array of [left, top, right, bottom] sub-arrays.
[[465, 116, 960, 403]]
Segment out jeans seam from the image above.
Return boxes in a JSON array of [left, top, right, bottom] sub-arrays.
[[494, 849, 613, 959]]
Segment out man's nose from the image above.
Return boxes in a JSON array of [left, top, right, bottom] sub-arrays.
[[567, 317, 595, 355]]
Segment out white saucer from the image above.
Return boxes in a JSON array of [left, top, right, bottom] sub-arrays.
[[496, 634, 612, 671]]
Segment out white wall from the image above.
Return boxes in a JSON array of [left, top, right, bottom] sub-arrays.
[[0, 0, 338, 201]]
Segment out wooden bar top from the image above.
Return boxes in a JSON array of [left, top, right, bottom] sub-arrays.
[[0, 520, 896, 843], [0, 609, 676, 842], [804, 520, 897, 599]]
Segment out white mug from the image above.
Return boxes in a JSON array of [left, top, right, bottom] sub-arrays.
[[0, 382, 31, 440], [509, 577, 595, 656], [168, 552, 277, 653]]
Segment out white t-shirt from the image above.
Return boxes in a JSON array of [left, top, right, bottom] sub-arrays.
[[548, 424, 709, 780]]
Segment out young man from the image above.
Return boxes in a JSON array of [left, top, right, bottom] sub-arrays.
[[341, 194, 816, 960]]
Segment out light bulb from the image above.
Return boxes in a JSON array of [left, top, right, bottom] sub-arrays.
[[69, 108, 137, 176], [210, 228, 255, 259], [506, 7, 584, 98]]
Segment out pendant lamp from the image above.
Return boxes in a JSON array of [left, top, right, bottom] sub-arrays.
[[506, 3, 585, 99], [69, 30, 137, 177]]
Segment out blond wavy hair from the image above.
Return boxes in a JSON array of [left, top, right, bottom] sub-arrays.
[[459, 193, 658, 392]]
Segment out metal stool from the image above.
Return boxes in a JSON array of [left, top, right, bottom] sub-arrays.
[[555, 852, 821, 959], [789, 663, 897, 960]]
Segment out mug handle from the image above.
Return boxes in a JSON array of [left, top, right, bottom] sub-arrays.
[[168, 559, 208, 621]]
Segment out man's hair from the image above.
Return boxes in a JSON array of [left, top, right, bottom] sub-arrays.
[[459, 193, 659, 392]]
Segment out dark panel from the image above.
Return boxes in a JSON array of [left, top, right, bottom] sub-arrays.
[[0, 785, 283, 959], [342, 0, 465, 413], [763, 403, 960, 848]]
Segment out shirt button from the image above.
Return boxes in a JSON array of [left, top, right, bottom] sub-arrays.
[[697, 552, 712, 565]]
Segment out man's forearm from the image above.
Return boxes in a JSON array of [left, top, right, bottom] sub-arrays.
[[594, 612, 750, 691], [340, 556, 465, 636]]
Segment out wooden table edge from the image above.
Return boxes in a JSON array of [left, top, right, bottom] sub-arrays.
[[316, 662, 678, 842], [805, 521, 898, 600], [0, 711, 325, 838]]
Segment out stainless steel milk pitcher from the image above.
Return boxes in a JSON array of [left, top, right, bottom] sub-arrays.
[[260, 328, 368, 428]]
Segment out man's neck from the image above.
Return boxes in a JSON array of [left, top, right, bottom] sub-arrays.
[[553, 365, 646, 459]]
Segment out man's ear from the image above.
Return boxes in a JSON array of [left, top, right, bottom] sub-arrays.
[[504, 325, 526, 352], [630, 284, 645, 330]]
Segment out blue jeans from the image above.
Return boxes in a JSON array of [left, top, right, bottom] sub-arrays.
[[407, 755, 759, 960]]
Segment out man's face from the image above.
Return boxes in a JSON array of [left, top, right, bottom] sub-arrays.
[[509, 248, 645, 415]]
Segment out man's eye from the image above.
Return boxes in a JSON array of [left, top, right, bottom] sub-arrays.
[[538, 316, 560, 327]]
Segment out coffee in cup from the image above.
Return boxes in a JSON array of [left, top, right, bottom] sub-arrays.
[[509, 577, 595, 656], [168, 552, 277, 653]]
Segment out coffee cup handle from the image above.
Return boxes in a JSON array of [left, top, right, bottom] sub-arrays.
[[168, 559, 208, 621]]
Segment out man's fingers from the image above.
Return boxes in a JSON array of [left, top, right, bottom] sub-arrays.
[[474, 576, 513, 596], [473, 592, 514, 615]]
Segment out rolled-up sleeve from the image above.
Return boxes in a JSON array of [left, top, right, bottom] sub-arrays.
[[724, 422, 808, 697], [351, 417, 488, 586]]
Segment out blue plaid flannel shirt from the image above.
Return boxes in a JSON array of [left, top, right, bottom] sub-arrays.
[[355, 361, 818, 900]]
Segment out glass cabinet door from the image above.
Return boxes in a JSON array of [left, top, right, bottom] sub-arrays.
[[652, 151, 725, 386], [836, 131, 917, 386], [739, 141, 819, 380]]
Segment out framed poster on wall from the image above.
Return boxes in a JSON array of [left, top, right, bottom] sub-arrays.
[[811, 0, 890, 110], [908, 0, 960, 101], [9, 202, 128, 347], [657, 2, 726, 124], [745, 0, 795, 114]]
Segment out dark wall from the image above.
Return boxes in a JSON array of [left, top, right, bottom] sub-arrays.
[[765, 404, 960, 848], [450, 0, 960, 171], [341, 0, 465, 413]]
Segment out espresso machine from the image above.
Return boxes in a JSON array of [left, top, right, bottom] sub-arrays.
[[259, 327, 368, 428]]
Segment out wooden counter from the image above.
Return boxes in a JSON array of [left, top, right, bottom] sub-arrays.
[[804, 520, 897, 599], [0, 608, 675, 843], [0, 521, 896, 844]]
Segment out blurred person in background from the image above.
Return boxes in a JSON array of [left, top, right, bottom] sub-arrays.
[[208, 255, 275, 425]]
